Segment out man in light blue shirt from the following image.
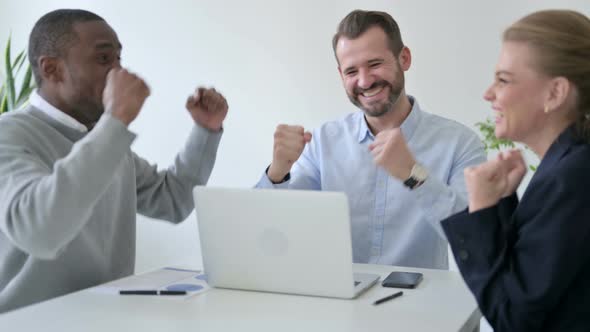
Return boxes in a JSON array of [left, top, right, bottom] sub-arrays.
[[256, 10, 486, 269]]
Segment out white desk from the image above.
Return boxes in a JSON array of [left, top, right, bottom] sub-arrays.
[[0, 264, 480, 332]]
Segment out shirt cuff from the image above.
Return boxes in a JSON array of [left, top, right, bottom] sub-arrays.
[[265, 165, 290, 183], [442, 204, 503, 271], [256, 166, 290, 189]]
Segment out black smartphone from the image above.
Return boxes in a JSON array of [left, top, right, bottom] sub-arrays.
[[381, 271, 423, 289]]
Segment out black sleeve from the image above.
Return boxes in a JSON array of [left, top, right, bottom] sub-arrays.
[[442, 178, 590, 332]]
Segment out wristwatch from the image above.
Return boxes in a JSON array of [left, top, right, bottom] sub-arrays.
[[403, 163, 429, 190]]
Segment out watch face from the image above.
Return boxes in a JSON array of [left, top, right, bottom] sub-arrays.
[[404, 164, 428, 189], [403, 177, 419, 188], [412, 164, 429, 181]]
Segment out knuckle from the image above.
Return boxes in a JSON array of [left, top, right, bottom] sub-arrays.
[[274, 131, 284, 140]]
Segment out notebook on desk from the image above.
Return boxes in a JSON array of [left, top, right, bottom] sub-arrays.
[[193, 186, 379, 299]]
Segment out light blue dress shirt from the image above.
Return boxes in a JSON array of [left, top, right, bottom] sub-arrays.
[[256, 97, 486, 269]]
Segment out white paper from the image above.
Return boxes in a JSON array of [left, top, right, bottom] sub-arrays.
[[91, 267, 209, 299]]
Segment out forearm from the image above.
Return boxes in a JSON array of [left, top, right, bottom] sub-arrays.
[[255, 141, 321, 191], [136, 123, 222, 222], [0, 114, 135, 259], [441, 195, 558, 331], [443, 206, 523, 331], [414, 176, 470, 238]]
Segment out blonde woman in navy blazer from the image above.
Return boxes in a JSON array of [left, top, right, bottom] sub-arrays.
[[442, 10, 590, 332]]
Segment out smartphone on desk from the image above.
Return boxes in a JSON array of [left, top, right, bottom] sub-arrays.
[[382, 271, 423, 289]]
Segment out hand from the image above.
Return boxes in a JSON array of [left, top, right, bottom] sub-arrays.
[[464, 150, 526, 213], [465, 159, 508, 212], [498, 149, 527, 197], [267, 124, 312, 183], [186, 87, 228, 131], [368, 128, 416, 180], [102, 68, 151, 126]]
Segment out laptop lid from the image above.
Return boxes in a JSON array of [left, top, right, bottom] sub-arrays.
[[193, 186, 377, 299]]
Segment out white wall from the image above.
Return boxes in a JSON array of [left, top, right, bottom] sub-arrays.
[[2, 1, 588, 330], [0, 0, 588, 287]]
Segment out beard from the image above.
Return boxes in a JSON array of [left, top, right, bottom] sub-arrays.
[[347, 75, 404, 118], [67, 92, 104, 128], [64, 66, 105, 129]]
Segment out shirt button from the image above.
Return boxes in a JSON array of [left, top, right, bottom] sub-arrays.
[[458, 250, 469, 261]]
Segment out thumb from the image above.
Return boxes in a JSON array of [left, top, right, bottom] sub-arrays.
[[464, 165, 476, 177], [107, 67, 120, 78], [303, 131, 312, 143], [186, 93, 200, 109], [192, 89, 202, 103], [104, 68, 117, 89]]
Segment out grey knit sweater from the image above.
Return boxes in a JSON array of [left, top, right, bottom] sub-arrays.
[[0, 106, 221, 312]]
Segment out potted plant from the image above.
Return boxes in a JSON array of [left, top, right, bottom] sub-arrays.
[[0, 35, 35, 114], [476, 118, 537, 171]]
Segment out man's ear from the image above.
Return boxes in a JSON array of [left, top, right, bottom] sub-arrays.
[[398, 46, 412, 71], [38, 56, 63, 83], [545, 76, 571, 113]]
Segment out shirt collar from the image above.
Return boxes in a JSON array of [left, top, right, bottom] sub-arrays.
[[29, 90, 88, 133], [357, 112, 372, 143], [356, 95, 422, 143]]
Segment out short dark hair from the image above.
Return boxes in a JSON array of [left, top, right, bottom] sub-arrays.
[[332, 10, 404, 60], [28, 9, 105, 86]]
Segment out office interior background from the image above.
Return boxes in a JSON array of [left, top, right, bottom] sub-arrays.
[[0, 0, 588, 312]]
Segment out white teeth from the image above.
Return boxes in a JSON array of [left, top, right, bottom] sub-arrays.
[[362, 86, 383, 97]]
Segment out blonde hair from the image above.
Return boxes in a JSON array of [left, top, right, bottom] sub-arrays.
[[503, 10, 590, 142]]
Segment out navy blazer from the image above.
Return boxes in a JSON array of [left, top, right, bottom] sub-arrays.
[[442, 127, 590, 332]]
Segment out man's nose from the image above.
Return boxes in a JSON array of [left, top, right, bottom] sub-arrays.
[[112, 57, 122, 70], [357, 69, 375, 90]]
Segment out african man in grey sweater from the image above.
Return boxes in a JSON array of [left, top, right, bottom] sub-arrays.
[[0, 9, 228, 313]]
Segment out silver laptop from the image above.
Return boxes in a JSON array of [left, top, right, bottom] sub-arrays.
[[193, 186, 379, 299]]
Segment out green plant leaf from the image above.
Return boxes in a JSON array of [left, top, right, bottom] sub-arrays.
[[475, 117, 537, 171], [0, 93, 7, 114], [12, 50, 25, 76], [16, 65, 33, 106], [4, 35, 16, 112], [0, 35, 33, 114], [475, 118, 515, 152]]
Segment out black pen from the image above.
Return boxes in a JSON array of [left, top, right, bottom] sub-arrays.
[[373, 291, 403, 305], [119, 290, 187, 295]]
